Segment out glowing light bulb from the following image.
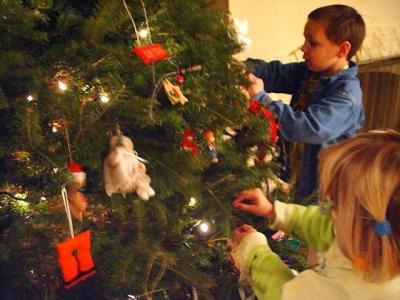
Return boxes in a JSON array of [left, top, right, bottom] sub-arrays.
[[100, 93, 110, 103], [139, 28, 149, 38], [52, 126, 58, 133], [26, 95, 34, 101], [199, 221, 210, 233], [40, 196, 46, 201], [188, 197, 197, 208], [58, 81, 67, 91]]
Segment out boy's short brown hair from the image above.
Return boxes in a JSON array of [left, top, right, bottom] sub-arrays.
[[309, 5, 366, 60]]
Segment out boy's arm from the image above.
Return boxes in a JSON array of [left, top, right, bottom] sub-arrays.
[[270, 201, 334, 251], [234, 232, 295, 300], [267, 91, 357, 144], [245, 58, 306, 94]]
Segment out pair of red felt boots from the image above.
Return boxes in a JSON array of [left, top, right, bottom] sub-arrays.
[[56, 230, 95, 289]]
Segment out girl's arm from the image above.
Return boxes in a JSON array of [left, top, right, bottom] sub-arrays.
[[270, 200, 334, 251]]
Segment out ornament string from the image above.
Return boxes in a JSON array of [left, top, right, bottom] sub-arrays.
[[122, 0, 141, 45], [139, 0, 152, 43], [62, 119, 73, 162], [61, 185, 75, 238], [151, 65, 203, 101], [144, 252, 172, 300]]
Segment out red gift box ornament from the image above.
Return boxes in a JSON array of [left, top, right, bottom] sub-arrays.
[[56, 187, 95, 288], [132, 43, 169, 65]]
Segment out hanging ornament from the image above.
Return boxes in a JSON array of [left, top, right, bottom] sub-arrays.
[[57, 188, 95, 289], [132, 43, 169, 65], [162, 79, 188, 105], [249, 100, 279, 143], [204, 130, 218, 163], [66, 162, 88, 221], [104, 135, 155, 200], [181, 130, 199, 156], [272, 230, 286, 241], [175, 73, 185, 84]]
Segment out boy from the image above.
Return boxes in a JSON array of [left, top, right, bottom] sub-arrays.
[[246, 5, 366, 201]]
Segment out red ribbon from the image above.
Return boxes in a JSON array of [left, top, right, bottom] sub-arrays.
[[249, 100, 279, 143]]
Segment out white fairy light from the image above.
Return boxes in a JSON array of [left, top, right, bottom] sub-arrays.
[[26, 95, 34, 102], [139, 28, 149, 39], [188, 197, 197, 208], [199, 221, 210, 233], [40, 196, 46, 201], [100, 92, 110, 103], [52, 126, 58, 133], [58, 81, 67, 91]]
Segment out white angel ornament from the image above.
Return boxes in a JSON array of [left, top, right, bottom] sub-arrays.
[[104, 135, 155, 200]]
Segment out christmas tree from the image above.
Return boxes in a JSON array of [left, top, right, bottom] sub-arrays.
[[0, 1, 302, 298]]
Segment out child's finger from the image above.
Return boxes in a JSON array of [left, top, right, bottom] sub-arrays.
[[233, 189, 255, 205], [233, 202, 252, 212]]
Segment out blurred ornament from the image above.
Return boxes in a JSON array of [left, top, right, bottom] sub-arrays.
[[182, 130, 199, 155], [162, 79, 188, 105], [204, 130, 218, 163], [284, 238, 301, 250], [233, 17, 252, 48], [104, 135, 155, 200], [249, 100, 279, 143], [50, 120, 63, 133], [66, 162, 88, 221], [175, 73, 185, 84], [353, 256, 367, 272], [272, 230, 286, 241]]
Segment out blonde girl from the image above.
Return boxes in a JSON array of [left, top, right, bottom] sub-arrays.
[[231, 129, 400, 300]]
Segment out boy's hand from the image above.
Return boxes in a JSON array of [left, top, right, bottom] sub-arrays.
[[246, 73, 265, 99], [232, 188, 275, 220]]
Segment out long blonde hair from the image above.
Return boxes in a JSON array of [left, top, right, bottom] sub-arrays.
[[319, 129, 400, 282]]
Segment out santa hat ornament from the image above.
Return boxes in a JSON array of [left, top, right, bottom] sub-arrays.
[[67, 162, 86, 184], [66, 162, 88, 221]]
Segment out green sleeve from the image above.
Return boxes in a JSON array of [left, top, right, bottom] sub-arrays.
[[270, 200, 334, 251], [245, 244, 295, 300]]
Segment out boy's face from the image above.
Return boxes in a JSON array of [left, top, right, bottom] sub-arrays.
[[301, 19, 344, 76]]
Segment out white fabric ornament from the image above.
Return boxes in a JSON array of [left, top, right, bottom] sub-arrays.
[[104, 135, 155, 200]]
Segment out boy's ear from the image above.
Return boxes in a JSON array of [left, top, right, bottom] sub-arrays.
[[338, 41, 351, 59]]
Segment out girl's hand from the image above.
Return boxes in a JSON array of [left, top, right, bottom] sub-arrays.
[[233, 188, 275, 220], [232, 224, 257, 248]]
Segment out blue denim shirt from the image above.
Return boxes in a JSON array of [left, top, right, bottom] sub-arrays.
[[246, 59, 364, 197]]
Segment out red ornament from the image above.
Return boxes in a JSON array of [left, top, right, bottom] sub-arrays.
[[249, 100, 279, 143], [56, 230, 96, 289], [66, 162, 88, 221], [132, 43, 169, 65], [175, 73, 185, 84], [182, 130, 199, 155]]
